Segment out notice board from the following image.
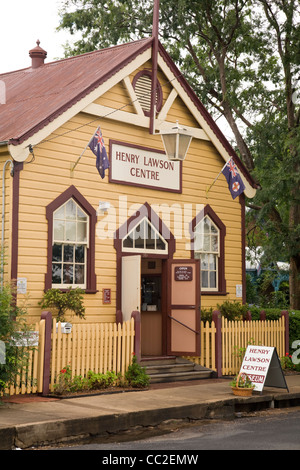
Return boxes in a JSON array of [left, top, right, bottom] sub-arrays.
[[239, 345, 288, 392]]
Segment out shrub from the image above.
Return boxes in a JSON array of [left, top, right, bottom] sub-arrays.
[[216, 300, 249, 321], [87, 370, 117, 389], [39, 287, 85, 321], [125, 353, 150, 388]]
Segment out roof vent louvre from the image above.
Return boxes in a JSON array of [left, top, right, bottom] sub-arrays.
[[132, 70, 162, 116]]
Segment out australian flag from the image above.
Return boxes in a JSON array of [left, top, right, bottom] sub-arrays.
[[222, 158, 245, 199], [88, 127, 109, 179]]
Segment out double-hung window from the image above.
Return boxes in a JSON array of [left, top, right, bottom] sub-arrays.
[[52, 199, 88, 288], [194, 216, 219, 291], [191, 205, 226, 294]]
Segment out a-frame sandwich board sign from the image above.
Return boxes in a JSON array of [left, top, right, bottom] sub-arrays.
[[239, 346, 289, 393]]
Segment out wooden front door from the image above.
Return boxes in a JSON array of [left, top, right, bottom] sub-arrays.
[[167, 259, 201, 356]]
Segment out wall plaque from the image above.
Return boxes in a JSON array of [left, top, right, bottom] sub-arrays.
[[174, 266, 193, 281]]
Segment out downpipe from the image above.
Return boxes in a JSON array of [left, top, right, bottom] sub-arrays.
[[1, 159, 14, 288]]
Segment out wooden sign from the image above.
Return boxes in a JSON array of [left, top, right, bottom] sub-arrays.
[[109, 141, 181, 193], [239, 345, 288, 392], [174, 266, 193, 281]]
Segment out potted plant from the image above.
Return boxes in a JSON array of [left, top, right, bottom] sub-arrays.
[[230, 373, 255, 396]]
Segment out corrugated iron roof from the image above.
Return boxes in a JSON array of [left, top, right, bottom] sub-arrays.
[[0, 37, 153, 145]]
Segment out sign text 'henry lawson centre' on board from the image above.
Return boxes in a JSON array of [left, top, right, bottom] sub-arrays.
[[109, 141, 181, 193]]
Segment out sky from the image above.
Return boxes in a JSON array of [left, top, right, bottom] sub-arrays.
[[0, 1, 75, 74]]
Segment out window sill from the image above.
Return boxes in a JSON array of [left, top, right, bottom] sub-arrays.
[[50, 288, 98, 294], [201, 291, 228, 296]]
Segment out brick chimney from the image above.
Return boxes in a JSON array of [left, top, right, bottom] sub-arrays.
[[29, 40, 47, 68]]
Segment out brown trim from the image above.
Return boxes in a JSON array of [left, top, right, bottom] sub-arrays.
[[41, 310, 52, 395], [109, 140, 182, 194], [45, 185, 97, 293], [114, 202, 176, 312], [190, 204, 227, 295], [11, 162, 23, 283], [150, 2, 159, 134], [240, 193, 246, 304]]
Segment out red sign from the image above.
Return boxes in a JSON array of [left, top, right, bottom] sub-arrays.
[[102, 288, 111, 304]]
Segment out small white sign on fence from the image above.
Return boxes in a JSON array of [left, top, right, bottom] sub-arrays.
[[239, 345, 289, 392]]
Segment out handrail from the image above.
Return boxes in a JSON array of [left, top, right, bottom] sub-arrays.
[[168, 315, 200, 335]]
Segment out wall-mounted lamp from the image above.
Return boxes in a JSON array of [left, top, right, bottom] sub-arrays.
[[160, 121, 193, 162], [98, 201, 111, 214]]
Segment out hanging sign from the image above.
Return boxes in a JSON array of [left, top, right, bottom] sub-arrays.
[[239, 345, 289, 392], [109, 141, 181, 193]]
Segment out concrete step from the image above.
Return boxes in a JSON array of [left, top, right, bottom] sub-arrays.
[[140, 357, 214, 383]]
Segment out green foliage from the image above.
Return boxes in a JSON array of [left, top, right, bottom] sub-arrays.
[[230, 373, 255, 389], [87, 370, 117, 389], [216, 300, 249, 321], [280, 352, 300, 373], [125, 353, 150, 388], [39, 288, 85, 321], [0, 282, 33, 396], [289, 310, 300, 354], [53, 356, 149, 395], [54, 365, 118, 394]]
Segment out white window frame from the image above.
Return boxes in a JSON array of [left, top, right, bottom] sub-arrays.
[[194, 215, 220, 291], [52, 198, 89, 289], [122, 216, 168, 255]]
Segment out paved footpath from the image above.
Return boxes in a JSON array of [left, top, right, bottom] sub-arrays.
[[1, 375, 300, 450]]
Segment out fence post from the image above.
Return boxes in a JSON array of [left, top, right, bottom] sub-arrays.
[[281, 310, 289, 355], [244, 310, 252, 321], [131, 311, 141, 363], [116, 310, 123, 325], [212, 310, 222, 378], [260, 310, 266, 321], [41, 311, 52, 396]]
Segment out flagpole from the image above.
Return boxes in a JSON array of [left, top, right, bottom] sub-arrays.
[[71, 126, 99, 173], [150, 0, 159, 135], [205, 159, 229, 198]]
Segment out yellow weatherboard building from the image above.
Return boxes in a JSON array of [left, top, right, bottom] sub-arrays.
[[0, 37, 256, 358]]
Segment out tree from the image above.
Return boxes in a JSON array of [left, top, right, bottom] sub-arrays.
[[57, 0, 300, 308]]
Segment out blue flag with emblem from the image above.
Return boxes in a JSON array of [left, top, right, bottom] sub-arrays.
[[222, 158, 245, 199], [88, 126, 109, 179]]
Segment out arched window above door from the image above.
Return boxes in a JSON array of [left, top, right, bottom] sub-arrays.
[[114, 202, 175, 259], [122, 216, 168, 254]]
